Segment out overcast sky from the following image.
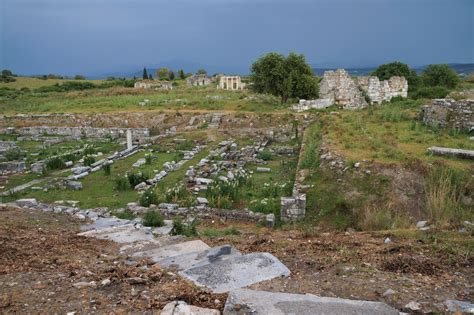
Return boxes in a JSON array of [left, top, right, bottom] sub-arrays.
[[0, 0, 472, 76]]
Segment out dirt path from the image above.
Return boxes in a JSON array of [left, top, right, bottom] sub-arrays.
[[0, 208, 226, 313]]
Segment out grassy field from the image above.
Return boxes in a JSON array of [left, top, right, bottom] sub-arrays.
[[0, 79, 286, 114], [0, 77, 101, 89], [319, 99, 473, 170]]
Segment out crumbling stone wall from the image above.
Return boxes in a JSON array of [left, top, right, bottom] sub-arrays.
[[4, 126, 150, 139], [420, 99, 473, 132], [319, 69, 367, 109], [357, 76, 408, 104]]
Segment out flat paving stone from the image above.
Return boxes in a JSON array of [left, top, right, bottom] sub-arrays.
[[133, 240, 210, 262], [158, 245, 241, 270], [223, 289, 400, 315], [79, 224, 154, 243], [80, 217, 131, 232], [180, 252, 290, 293], [119, 235, 185, 255]]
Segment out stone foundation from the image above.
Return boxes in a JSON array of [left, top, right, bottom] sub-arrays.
[[419, 99, 473, 132], [356, 76, 408, 104], [319, 69, 367, 110]]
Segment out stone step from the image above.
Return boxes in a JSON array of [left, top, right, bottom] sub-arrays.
[[80, 217, 131, 232], [223, 289, 400, 315], [157, 244, 241, 270], [179, 252, 290, 294], [78, 224, 154, 243], [119, 235, 186, 256], [132, 240, 210, 262]]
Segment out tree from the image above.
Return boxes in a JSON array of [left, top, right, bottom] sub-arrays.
[[169, 71, 175, 80], [74, 74, 85, 80], [157, 67, 170, 80], [421, 64, 460, 89], [371, 61, 420, 90], [196, 69, 207, 75], [179, 69, 185, 80], [250, 52, 318, 103], [142, 67, 148, 80], [1, 69, 13, 77], [148, 73, 153, 80]]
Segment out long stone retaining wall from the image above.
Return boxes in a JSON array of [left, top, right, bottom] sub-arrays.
[[1, 126, 150, 139], [419, 98, 473, 132]]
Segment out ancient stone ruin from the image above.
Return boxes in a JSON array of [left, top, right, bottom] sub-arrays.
[[419, 98, 473, 132], [293, 69, 408, 111], [134, 80, 173, 90], [218, 75, 246, 90], [186, 74, 212, 86]]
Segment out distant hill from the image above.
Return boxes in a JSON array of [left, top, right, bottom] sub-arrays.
[[312, 63, 474, 77]]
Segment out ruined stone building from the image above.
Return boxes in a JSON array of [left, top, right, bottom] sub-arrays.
[[186, 74, 212, 87], [134, 80, 173, 90], [218, 76, 246, 90], [356, 75, 408, 104], [420, 99, 473, 132], [293, 69, 408, 111], [319, 69, 368, 109]]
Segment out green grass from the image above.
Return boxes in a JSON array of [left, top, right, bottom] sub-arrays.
[[0, 83, 287, 114], [3, 151, 176, 209], [323, 98, 473, 170], [0, 77, 101, 89]]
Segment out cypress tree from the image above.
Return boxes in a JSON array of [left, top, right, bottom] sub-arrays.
[[142, 67, 148, 80]]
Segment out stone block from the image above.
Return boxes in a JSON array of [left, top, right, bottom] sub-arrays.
[[223, 289, 399, 315]]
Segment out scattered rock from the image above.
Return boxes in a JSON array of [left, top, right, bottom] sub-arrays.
[[444, 299, 474, 313], [405, 301, 421, 311], [73, 281, 96, 289], [382, 289, 396, 297], [384, 238, 392, 244], [161, 300, 220, 315]]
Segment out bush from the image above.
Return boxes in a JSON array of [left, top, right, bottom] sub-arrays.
[[113, 210, 135, 220], [140, 188, 159, 207], [83, 155, 95, 166], [4, 149, 23, 161], [258, 149, 273, 161], [142, 210, 165, 227], [421, 64, 460, 89], [127, 171, 149, 187], [201, 226, 240, 237], [102, 163, 111, 176], [170, 217, 198, 237], [115, 176, 130, 191], [46, 156, 66, 170], [411, 86, 450, 99], [145, 154, 153, 165]]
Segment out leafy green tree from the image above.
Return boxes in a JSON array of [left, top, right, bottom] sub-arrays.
[[74, 74, 85, 80], [371, 61, 423, 91], [421, 64, 460, 89], [250, 52, 318, 103], [169, 71, 175, 80], [1, 69, 13, 77], [157, 67, 170, 80], [142, 67, 148, 80], [179, 69, 185, 80], [196, 69, 207, 75]]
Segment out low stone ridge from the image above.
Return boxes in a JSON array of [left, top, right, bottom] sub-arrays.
[[428, 146, 474, 160], [223, 289, 400, 315], [80, 217, 131, 232], [79, 224, 155, 243], [179, 252, 290, 294], [157, 245, 241, 270]]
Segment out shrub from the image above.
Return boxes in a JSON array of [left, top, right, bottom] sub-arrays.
[[421, 64, 460, 89], [127, 171, 149, 187], [83, 155, 95, 166], [46, 156, 66, 170], [258, 149, 273, 161], [170, 217, 198, 237], [145, 154, 153, 165], [4, 149, 23, 161], [201, 226, 240, 237], [113, 210, 135, 220], [142, 210, 165, 227], [102, 163, 111, 176], [411, 86, 450, 99], [83, 145, 96, 155], [140, 188, 159, 207], [115, 176, 130, 191]]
